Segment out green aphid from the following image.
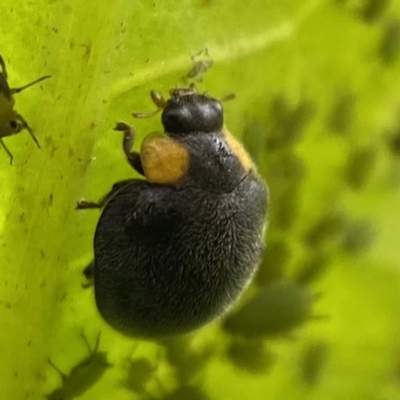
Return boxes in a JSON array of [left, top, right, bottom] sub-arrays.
[[46, 332, 112, 400], [266, 152, 307, 187], [358, 0, 389, 23], [226, 338, 275, 375], [265, 95, 314, 151], [270, 183, 301, 231], [266, 152, 306, 231], [326, 91, 356, 134], [303, 212, 347, 247], [255, 239, 290, 286], [0, 54, 50, 164], [159, 336, 214, 385], [242, 120, 267, 165], [222, 281, 318, 339], [379, 19, 400, 65], [389, 134, 400, 155], [122, 357, 157, 395], [340, 219, 376, 255], [299, 341, 330, 387], [387, 125, 400, 156], [345, 147, 377, 189], [292, 252, 330, 286]]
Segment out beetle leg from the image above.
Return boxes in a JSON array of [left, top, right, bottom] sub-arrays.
[[83, 261, 94, 279], [0, 139, 14, 165], [76, 200, 103, 210], [114, 122, 144, 175], [82, 261, 94, 288], [126, 152, 144, 175], [76, 179, 135, 210], [15, 114, 41, 149]]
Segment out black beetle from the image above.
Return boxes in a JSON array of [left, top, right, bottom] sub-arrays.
[[78, 84, 268, 338]]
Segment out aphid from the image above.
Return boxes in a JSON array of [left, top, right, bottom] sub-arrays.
[[266, 152, 306, 231], [357, 0, 389, 23], [265, 96, 314, 151], [242, 120, 267, 165], [0, 54, 50, 164], [78, 84, 268, 338], [122, 357, 157, 395], [379, 19, 400, 65], [46, 332, 111, 400], [303, 212, 347, 247], [226, 338, 275, 375], [344, 146, 377, 189], [222, 281, 317, 339], [326, 90, 356, 134], [183, 48, 214, 83], [340, 219, 376, 255], [255, 239, 290, 286], [292, 252, 330, 286], [159, 336, 214, 385], [387, 127, 400, 156], [299, 341, 329, 387]]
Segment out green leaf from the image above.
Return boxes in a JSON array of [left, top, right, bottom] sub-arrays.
[[1, 0, 400, 399]]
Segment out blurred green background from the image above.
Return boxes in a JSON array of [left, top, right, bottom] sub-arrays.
[[0, 0, 400, 399]]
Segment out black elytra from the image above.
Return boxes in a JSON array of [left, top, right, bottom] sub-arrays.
[[83, 87, 268, 338]]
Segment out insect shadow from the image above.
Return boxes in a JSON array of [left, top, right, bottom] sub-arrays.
[[46, 331, 112, 400]]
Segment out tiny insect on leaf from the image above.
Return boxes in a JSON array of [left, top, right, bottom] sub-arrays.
[[0, 54, 50, 164]]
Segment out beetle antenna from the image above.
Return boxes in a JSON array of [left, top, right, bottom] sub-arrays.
[[11, 75, 51, 94]]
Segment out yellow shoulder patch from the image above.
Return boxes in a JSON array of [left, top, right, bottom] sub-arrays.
[[140, 132, 190, 184], [222, 127, 254, 172]]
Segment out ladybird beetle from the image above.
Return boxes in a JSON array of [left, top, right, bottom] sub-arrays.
[[78, 84, 268, 338], [0, 54, 50, 164]]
